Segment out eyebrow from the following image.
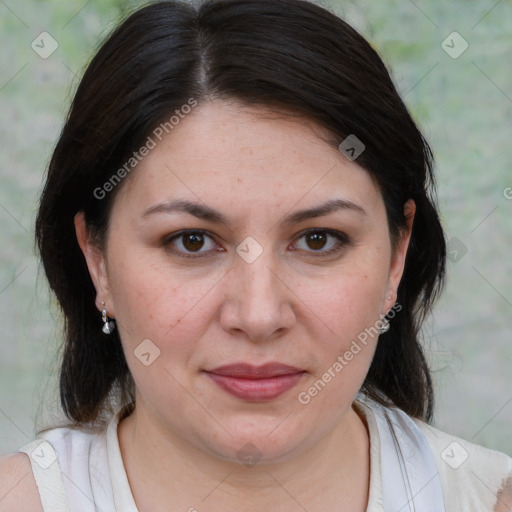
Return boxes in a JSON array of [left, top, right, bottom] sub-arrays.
[[141, 198, 366, 226]]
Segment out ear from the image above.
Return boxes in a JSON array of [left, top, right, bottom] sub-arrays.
[[74, 212, 114, 315], [383, 199, 415, 313]]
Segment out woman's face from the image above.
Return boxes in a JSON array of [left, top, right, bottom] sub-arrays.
[[77, 100, 413, 464]]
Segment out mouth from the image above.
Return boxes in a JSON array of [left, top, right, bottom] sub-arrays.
[[204, 362, 306, 401]]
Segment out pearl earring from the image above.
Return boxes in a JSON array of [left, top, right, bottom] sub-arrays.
[[101, 301, 116, 334], [379, 318, 390, 334], [379, 293, 395, 335]]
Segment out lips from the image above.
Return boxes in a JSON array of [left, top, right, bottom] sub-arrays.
[[207, 362, 304, 378], [205, 363, 305, 401]]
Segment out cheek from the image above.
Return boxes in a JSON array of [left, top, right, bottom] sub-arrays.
[[106, 246, 220, 359], [294, 266, 388, 413], [303, 251, 390, 342]]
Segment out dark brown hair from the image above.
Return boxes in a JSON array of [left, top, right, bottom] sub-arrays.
[[35, 0, 446, 425]]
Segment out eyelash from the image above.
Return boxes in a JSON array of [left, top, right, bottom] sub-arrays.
[[162, 229, 351, 260]]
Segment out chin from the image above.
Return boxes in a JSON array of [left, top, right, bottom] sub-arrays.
[[198, 417, 316, 467]]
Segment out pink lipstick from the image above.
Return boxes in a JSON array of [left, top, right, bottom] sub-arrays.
[[205, 363, 305, 401]]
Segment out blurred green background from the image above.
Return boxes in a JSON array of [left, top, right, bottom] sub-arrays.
[[1, 0, 511, 456]]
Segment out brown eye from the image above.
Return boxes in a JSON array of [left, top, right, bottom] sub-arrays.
[[182, 232, 205, 252], [305, 231, 328, 250], [164, 230, 219, 258], [293, 229, 350, 256]]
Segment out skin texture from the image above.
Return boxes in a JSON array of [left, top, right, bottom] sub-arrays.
[[495, 475, 512, 512], [75, 99, 415, 511], [0, 454, 42, 511]]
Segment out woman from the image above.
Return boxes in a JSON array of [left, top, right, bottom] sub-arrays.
[[0, 0, 510, 510]]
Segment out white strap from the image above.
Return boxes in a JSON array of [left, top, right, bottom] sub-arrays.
[[371, 402, 446, 512], [106, 411, 140, 512], [18, 439, 71, 512]]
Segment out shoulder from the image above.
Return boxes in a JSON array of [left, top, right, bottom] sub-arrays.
[[0, 422, 109, 512], [358, 398, 512, 511], [0, 452, 43, 512], [413, 418, 512, 511]]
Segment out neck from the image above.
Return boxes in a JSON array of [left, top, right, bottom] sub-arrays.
[[118, 401, 370, 512]]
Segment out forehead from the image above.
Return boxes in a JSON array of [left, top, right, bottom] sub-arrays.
[[115, 100, 381, 217]]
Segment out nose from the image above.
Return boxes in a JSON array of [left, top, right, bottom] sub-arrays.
[[219, 248, 296, 342]]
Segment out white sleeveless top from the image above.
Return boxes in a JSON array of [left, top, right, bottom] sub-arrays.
[[18, 397, 512, 512]]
